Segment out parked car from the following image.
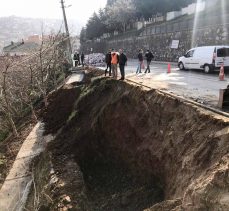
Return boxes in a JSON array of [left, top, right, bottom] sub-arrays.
[[178, 46, 229, 73]]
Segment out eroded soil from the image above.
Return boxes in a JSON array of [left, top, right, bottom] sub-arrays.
[[27, 77, 229, 211]]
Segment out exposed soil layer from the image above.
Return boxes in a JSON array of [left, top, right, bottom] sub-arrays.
[[40, 84, 81, 135], [31, 78, 229, 211], [39, 67, 103, 135], [84, 67, 105, 84]]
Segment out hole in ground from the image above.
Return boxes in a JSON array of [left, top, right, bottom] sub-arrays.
[[34, 78, 229, 211], [77, 155, 164, 211]]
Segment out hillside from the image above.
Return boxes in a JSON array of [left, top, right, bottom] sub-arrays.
[[0, 16, 82, 51]]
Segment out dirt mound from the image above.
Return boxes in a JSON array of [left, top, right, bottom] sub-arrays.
[[29, 78, 229, 211], [40, 85, 81, 134]]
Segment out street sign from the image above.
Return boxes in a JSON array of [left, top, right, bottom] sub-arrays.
[[171, 40, 179, 49]]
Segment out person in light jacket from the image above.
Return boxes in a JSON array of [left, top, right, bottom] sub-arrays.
[[111, 49, 119, 79]]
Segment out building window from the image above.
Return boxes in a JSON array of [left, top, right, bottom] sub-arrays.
[[180, 21, 188, 30], [167, 24, 173, 32], [173, 22, 180, 32], [161, 25, 166, 33], [188, 19, 194, 29], [156, 26, 161, 34], [151, 27, 155, 34]]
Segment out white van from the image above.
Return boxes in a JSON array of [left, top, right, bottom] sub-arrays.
[[178, 46, 229, 73]]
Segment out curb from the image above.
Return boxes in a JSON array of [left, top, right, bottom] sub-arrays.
[[126, 79, 229, 118], [152, 61, 177, 66], [0, 123, 54, 211]]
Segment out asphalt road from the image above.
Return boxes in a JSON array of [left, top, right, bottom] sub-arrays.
[[124, 59, 229, 109]]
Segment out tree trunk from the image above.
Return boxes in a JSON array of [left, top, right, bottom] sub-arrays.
[[44, 95, 48, 108]]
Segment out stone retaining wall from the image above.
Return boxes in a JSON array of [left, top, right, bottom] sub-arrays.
[[81, 14, 229, 62]]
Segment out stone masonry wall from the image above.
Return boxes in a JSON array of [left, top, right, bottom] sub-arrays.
[[81, 14, 229, 62]]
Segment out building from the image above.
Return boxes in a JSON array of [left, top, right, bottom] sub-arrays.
[[26, 34, 52, 44], [167, 0, 206, 21], [3, 40, 39, 56], [26, 34, 41, 43]]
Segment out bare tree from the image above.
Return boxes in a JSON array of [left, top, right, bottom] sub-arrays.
[[34, 33, 67, 107], [0, 32, 69, 138], [0, 57, 19, 137]]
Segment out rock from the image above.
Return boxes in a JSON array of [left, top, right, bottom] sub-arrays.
[[64, 196, 71, 203], [49, 175, 58, 185], [50, 168, 55, 175]]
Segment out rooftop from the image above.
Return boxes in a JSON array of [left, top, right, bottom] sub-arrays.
[[3, 41, 39, 54]]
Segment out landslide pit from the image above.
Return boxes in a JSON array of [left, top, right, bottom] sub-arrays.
[[27, 78, 229, 211]]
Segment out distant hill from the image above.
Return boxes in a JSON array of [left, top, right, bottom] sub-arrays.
[[0, 16, 82, 52]]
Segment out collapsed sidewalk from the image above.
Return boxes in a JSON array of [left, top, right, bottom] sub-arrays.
[[1, 69, 229, 211]]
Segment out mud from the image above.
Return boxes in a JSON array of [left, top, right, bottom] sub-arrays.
[[28, 77, 229, 211]]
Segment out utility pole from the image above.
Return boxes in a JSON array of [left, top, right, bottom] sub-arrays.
[[60, 0, 72, 61]]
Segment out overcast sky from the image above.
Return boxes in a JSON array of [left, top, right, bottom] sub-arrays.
[[0, 0, 107, 24]]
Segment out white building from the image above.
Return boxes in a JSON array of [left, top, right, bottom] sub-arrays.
[[166, 0, 206, 21], [167, 11, 182, 21]]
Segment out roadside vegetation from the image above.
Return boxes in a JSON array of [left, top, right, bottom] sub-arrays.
[[80, 0, 195, 41], [0, 33, 70, 142], [0, 32, 72, 188]]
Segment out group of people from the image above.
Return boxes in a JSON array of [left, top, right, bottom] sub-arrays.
[[136, 49, 154, 74], [104, 48, 154, 80], [72, 48, 154, 79], [105, 49, 127, 80], [73, 52, 85, 67]]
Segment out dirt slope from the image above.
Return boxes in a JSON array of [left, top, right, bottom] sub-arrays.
[[30, 78, 229, 211]]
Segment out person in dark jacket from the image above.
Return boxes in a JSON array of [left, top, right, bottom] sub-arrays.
[[119, 49, 127, 80], [136, 49, 143, 74], [73, 52, 78, 67], [77, 52, 81, 65], [105, 49, 112, 76], [81, 52, 85, 67], [145, 50, 154, 73]]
